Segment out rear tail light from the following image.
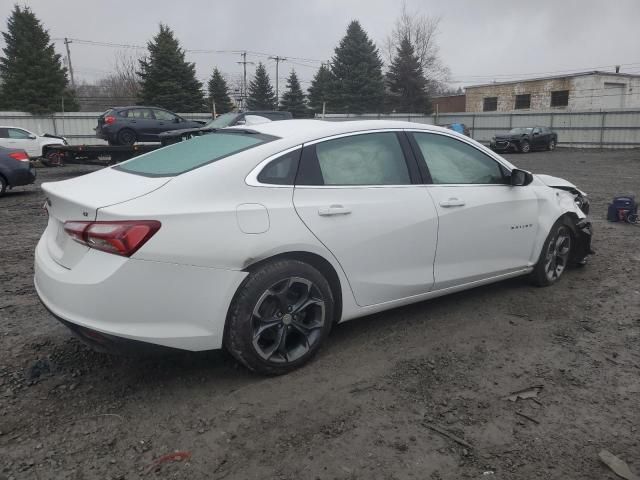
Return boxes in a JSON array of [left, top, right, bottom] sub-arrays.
[[63, 220, 161, 257], [8, 151, 29, 162], [104, 115, 116, 125]]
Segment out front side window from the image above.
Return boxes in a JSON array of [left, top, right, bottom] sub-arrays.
[[116, 132, 275, 177], [298, 132, 411, 186], [154, 109, 178, 121], [412, 132, 506, 185], [8, 128, 31, 139]]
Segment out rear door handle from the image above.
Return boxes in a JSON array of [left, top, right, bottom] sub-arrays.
[[439, 198, 466, 208], [318, 205, 352, 216]]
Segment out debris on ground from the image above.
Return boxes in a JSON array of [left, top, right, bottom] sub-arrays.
[[422, 421, 473, 449], [504, 385, 543, 402], [598, 450, 639, 480], [515, 411, 540, 424], [144, 451, 192, 475]]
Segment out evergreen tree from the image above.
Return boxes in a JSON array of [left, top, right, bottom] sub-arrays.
[[246, 63, 276, 110], [385, 36, 430, 113], [138, 24, 204, 112], [307, 64, 333, 115], [207, 67, 233, 114], [0, 5, 77, 113], [329, 21, 385, 114], [279, 69, 306, 117]]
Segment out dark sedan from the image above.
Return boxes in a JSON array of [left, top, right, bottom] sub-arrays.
[[0, 146, 36, 196], [490, 126, 557, 153], [95, 107, 205, 146]]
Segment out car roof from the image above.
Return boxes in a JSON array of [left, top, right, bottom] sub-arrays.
[[227, 119, 452, 144]]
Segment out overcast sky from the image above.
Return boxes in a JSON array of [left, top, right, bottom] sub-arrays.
[[2, 0, 639, 94]]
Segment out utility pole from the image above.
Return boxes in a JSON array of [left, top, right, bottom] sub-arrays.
[[236, 51, 254, 110], [63, 38, 76, 90], [268, 56, 287, 106]]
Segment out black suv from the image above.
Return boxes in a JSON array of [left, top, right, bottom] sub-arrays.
[[159, 111, 292, 145], [490, 126, 558, 153], [96, 107, 205, 145]]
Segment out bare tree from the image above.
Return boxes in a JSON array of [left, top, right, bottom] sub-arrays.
[[102, 51, 141, 101], [384, 1, 451, 94]]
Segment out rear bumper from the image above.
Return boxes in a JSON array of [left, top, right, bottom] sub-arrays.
[[8, 165, 36, 187], [34, 236, 247, 351]]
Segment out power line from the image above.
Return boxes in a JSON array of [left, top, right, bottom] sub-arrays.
[[269, 56, 287, 104]]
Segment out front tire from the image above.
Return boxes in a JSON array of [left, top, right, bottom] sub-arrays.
[[520, 140, 531, 153], [548, 139, 557, 151], [0, 175, 6, 197], [530, 221, 572, 286], [224, 260, 334, 375]]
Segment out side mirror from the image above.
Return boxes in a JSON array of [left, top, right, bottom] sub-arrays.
[[235, 119, 246, 126], [510, 168, 534, 186], [28, 134, 37, 140], [533, 131, 540, 136], [173, 117, 181, 123]]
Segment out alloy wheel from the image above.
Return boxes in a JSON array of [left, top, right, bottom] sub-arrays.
[[251, 277, 326, 363], [544, 226, 571, 282]]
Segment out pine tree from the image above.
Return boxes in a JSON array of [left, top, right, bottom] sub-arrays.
[[329, 21, 385, 114], [279, 69, 306, 117], [138, 24, 204, 112], [207, 67, 233, 114], [0, 5, 77, 113], [385, 36, 430, 113], [307, 64, 333, 115], [246, 63, 276, 110]]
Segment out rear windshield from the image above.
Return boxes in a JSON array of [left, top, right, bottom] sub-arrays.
[[115, 132, 275, 177]]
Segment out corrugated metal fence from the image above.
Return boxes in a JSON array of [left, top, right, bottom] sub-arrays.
[[1, 110, 639, 148], [0, 111, 213, 145], [318, 110, 640, 148]]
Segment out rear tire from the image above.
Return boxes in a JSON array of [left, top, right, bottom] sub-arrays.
[[520, 140, 531, 153], [41, 151, 64, 167], [117, 129, 136, 146], [224, 259, 334, 375], [0, 175, 6, 197], [548, 139, 557, 151], [530, 220, 572, 286]]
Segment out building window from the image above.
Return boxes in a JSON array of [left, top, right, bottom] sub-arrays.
[[483, 97, 498, 112], [550, 90, 569, 107], [515, 94, 531, 110]]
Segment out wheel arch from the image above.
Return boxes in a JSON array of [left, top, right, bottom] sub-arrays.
[[243, 251, 343, 325]]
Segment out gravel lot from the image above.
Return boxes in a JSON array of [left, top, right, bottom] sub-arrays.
[[1, 149, 639, 480]]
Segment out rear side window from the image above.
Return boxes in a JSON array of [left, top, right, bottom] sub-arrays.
[[257, 149, 301, 185], [297, 132, 411, 186], [116, 132, 275, 177]]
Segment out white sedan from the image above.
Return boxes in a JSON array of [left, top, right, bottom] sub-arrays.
[[35, 120, 592, 374], [0, 126, 66, 159]]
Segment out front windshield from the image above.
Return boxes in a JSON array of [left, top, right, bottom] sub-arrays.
[[204, 112, 238, 128], [509, 127, 533, 135]]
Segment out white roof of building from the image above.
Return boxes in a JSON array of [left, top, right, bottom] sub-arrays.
[[466, 70, 640, 89]]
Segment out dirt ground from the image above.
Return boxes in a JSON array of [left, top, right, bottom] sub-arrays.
[[1, 149, 639, 480]]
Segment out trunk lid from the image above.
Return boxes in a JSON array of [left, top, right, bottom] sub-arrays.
[[42, 167, 170, 269]]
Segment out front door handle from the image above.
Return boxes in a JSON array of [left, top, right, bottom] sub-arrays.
[[439, 198, 466, 208], [318, 205, 352, 216]]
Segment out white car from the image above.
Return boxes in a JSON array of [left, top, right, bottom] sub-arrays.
[[34, 120, 592, 374], [0, 126, 66, 159]]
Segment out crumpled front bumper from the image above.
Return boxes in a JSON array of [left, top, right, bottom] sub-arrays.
[[570, 219, 594, 265]]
